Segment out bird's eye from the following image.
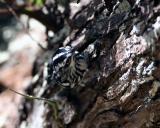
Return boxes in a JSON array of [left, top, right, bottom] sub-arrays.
[[66, 57, 71, 66]]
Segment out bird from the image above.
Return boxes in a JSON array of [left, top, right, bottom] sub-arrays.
[[47, 41, 100, 88]]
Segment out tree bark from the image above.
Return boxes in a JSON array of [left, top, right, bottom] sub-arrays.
[[18, 0, 160, 128]]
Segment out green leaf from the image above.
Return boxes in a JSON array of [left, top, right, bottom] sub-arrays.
[[28, 0, 45, 7]]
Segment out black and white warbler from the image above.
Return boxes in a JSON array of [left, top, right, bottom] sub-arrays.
[[47, 41, 100, 88]]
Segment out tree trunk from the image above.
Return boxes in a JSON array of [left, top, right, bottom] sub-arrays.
[[18, 0, 160, 128]]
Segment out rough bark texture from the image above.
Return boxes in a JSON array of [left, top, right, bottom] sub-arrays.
[[2, 0, 160, 128]]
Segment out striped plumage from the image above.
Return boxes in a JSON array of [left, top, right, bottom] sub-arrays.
[[47, 46, 89, 88], [47, 41, 99, 88]]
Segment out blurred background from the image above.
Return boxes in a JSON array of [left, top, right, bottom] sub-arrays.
[[0, 0, 90, 127], [0, 1, 53, 128], [0, 2, 46, 128]]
